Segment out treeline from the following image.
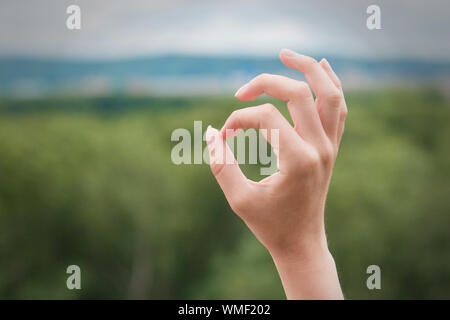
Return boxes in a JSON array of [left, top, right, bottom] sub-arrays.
[[0, 90, 449, 299]]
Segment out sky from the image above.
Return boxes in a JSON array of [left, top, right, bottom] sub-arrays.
[[0, 0, 449, 60]]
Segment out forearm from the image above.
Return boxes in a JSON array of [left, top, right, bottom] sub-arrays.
[[270, 236, 343, 300]]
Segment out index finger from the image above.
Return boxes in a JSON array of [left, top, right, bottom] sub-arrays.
[[221, 103, 307, 171], [233, 73, 325, 143]]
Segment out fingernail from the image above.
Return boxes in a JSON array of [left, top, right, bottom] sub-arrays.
[[205, 125, 214, 145], [321, 58, 332, 70], [234, 83, 249, 97], [281, 48, 296, 58]]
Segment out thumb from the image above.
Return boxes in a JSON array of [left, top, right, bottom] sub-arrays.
[[206, 125, 250, 211]]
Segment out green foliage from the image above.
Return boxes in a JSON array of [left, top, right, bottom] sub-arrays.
[[0, 90, 449, 299]]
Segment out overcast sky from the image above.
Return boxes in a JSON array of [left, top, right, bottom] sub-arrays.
[[0, 0, 449, 60]]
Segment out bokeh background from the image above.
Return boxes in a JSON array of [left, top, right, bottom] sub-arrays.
[[0, 0, 449, 299]]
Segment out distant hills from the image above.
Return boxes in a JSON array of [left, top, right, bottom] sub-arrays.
[[1, 55, 449, 97]]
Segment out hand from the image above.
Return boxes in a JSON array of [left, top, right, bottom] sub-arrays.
[[206, 49, 347, 299]]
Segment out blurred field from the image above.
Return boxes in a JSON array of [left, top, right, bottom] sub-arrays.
[[0, 90, 449, 299]]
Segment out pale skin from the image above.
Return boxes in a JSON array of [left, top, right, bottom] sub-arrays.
[[205, 48, 347, 299]]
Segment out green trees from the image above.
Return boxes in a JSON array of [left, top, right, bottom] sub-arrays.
[[0, 90, 448, 299]]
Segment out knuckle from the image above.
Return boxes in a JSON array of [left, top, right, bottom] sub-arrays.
[[301, 150, 321, 171], [255, 73, 270, 84], [261, 103, 277, 117], [289, 144, 319, 173], [304, 56, 318, 69], [324, 90, 342, 106], [290, 81, 311, 99], [319, 141, 335, 165], [230, 109, 239, 118], [229, 109, 241, 122], [226, 110, 241, 129]]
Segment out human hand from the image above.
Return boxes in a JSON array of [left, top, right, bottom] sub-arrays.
[[206, 49, 347, 299]]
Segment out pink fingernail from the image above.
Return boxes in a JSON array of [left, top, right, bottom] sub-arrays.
[[321, 58, 331, 70], [234, 83, 248, 97], [281, 48, 296, 58], [205, 125, 214, 145]]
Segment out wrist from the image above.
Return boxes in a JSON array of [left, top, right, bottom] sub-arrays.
[[269, 237, 343, 300], [268, 231, 330, 267]]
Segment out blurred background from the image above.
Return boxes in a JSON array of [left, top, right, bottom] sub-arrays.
[[0, 0, 449, 299]]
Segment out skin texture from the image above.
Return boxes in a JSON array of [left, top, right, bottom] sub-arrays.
[[206, 48, 347, 299]]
